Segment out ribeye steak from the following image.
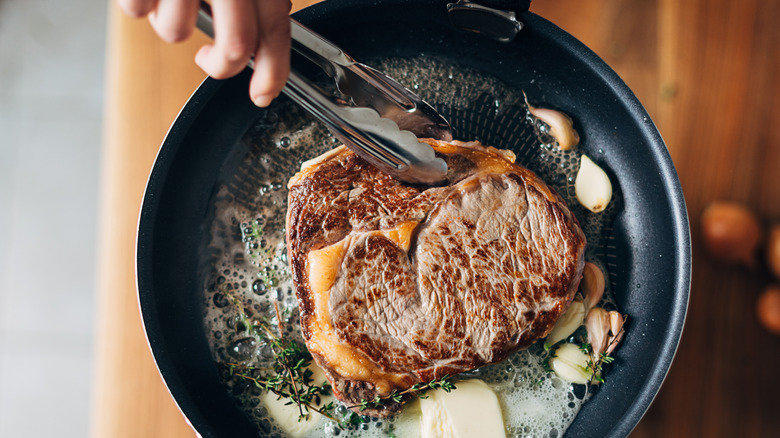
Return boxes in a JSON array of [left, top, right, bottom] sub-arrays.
[[286, 139, 586, 416]]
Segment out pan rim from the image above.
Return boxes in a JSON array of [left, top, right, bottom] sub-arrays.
[[137, 2, 691, 437]]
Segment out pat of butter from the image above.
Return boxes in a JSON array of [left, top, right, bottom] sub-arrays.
[[262, 364, 331, 438], [420, 379, 506, 438]]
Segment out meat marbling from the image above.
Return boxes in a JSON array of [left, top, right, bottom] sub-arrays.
[[286, 139, 586, 416]]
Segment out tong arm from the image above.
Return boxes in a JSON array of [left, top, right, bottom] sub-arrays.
[[195, 1, 448, 185], [290, 21, 414, 110]]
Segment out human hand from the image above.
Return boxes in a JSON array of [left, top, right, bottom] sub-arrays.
[[118, 0, 292, 107]]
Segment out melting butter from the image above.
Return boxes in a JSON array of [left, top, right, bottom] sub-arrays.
[[420, 379, 506, 438]]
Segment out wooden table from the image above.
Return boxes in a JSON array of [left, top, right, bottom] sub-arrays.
[[92, 0, 780, 436]]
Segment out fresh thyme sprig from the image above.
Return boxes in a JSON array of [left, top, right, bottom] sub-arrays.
[[349, 375, 456, 412], [540, 315, 625, 386], [584, 319, 625, 384], [226, 362, 337, 418], [221, 293, 338, 424], [221, 291, 459, 428]]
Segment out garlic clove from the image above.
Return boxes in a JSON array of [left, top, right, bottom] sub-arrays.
[[545, 299, 586, 349], [585, 307, 610, 360], [550, 343, 591, 384], [575, 155, 612, 213], [582, 262, 605, 312], [605, 311, 626, 355], [524, 92, 580, 150], [586, 307, 627, 360]]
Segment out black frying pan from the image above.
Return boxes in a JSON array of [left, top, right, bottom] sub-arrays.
[[137, 1, 691, 436]]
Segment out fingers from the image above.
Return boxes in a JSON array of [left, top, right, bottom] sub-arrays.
[[117, 0, 292, 107], [148, 0, 199, 43], [118, 0, 197, 43], [195, 0, 259, 80], [117, 0, 159, 18], [250, 0, 292, 107]]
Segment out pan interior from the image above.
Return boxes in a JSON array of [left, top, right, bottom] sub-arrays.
[[201, 55, 620, 437], [138, 2, 689, 438]]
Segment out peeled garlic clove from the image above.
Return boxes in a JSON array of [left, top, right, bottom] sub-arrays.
[[605, 311, 626, 355], [524, 92, 580, 150], [582, 262, 605, 312], [575, 155, 612, 213], [585, 307, 610, 360], [550, 343, 591, 384], [545, 300, 586, 348]]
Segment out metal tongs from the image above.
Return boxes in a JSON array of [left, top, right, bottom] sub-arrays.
[[196, 2, 451, 185]]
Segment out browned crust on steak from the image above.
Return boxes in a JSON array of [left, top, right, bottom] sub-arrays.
[[286, 139, 586, 416]]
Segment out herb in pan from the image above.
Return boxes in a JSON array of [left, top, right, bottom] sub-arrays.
[[221, 293, 456, 429]]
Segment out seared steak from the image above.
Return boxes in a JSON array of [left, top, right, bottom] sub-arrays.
[[286, 139, 586, 416]]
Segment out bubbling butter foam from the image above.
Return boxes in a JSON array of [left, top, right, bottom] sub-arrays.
[[201, 56, 619, 437]]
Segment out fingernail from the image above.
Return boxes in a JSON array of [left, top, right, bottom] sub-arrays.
[[253, 94, 275, 108]]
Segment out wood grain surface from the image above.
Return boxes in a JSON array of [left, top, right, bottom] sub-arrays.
[[92, 0, 780, 436]]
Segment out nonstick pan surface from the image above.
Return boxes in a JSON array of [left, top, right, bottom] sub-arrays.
[[137, 1, 691, 437]]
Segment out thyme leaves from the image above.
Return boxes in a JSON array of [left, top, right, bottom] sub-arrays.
[[349, 375, 457, 412], [221, 293, 337, 423], [221, 293, 458, 429]]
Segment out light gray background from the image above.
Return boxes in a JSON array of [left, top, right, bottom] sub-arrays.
[[0, 0, 107, 435]]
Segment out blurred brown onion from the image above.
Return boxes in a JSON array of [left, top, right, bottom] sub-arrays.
[[757, 285, 780, 335], [766, 224, 780, 280], [700, 201, 762, 268]]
